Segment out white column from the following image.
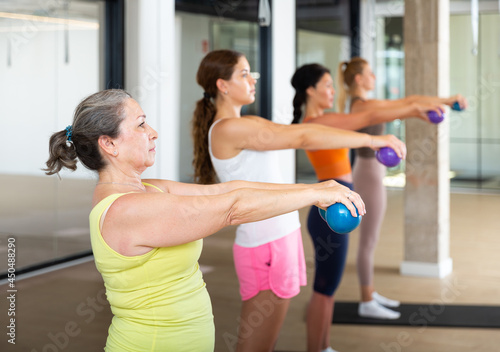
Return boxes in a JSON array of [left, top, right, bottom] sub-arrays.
[[125, 0, 179, 181], [271, 0, 297, 184], [402, 0, 452, 278]]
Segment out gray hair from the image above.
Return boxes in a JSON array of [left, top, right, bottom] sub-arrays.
[[44, 89, 132, 175]]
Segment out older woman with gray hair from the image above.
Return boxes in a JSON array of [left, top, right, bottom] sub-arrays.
[[45, 89, 366, 352]]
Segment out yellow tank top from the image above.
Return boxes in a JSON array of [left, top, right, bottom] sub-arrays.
[[89, 184, 214, 351]]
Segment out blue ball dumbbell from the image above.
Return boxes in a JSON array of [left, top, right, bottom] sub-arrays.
[[318, 203, 362, 234], [452, 101, 463, 111]]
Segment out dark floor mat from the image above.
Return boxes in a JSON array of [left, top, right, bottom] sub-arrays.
[[332, 302, 500, 328]]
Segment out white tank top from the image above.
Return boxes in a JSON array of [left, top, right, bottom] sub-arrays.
[[208, 118, 301, 247]]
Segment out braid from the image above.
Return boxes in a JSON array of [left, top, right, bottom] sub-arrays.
[[192, 97, 217, 184], [191, 49, 243, 184], [292, 92, 305, 124]]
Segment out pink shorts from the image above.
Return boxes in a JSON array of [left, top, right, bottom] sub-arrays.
[[233, 228, 307, 301]]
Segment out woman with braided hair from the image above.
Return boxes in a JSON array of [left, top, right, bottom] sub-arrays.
[[191, 50, 407, 352]]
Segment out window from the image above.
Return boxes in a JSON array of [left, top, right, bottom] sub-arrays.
[[0, 0, 114, 275]]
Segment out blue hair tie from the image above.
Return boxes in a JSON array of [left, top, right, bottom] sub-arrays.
[[65, 125, 73, 142]]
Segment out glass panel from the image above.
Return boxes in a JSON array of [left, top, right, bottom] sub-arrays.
[[296, 0, 351, 36], [376, 17, 405, 101], [374, 16, 405, 177], [0, 1, 103, 273], [449, 13, 500, 189], [295, 29, 350, 183], [176, 11, 259, 182], [211, 20, 260, 115], [176, 12, 213, 183], [449, 14, 480, 186], [479, 13, 500, 140], [449, 141, 481, 188], [479, 13, 500, 188], [450, 15, 479, 140], [481, 142, 500, 188], [175, 0, 259, 22], [372, 12, 500, 190]]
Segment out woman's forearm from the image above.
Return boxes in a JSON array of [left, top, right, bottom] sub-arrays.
[[406, 95, 449, 105], [120, 180, 364, 248], [161, 179, 313, 198], [229, 179, 365, 224], [368, 103, 418, 123], [300, 123, 373, 150], [226, 180, 310, 192], [228, 187, 318, 225]]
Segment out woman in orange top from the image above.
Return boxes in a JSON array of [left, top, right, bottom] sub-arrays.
[[291, 63, 443, 352]]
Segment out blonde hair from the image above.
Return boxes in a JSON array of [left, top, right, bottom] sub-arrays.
[[335, 57, 368, 113]]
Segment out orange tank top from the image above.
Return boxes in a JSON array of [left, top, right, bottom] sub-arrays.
[[303, 116, 352, 180]]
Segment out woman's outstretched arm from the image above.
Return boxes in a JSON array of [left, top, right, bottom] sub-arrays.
[[308, 102, 442, 131], [100, 180, 364, 252], [211, 115, 405, 157]]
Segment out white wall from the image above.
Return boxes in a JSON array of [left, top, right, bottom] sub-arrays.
[[0, 24, 99, 179], [295, 30, 349, 180], [128, 2, 297, 184], [176, 12, 212, 182], [271, 0, 297, 184], [297, 30, 349, 67], [360, 0, 377, 68], [449, 13, 500, 178], [449, 14, 479, 177], [478, 13, 500, 176], [369, 3, 500, 180], [125, 0, 179, 180], [175, 8, 300, 184]]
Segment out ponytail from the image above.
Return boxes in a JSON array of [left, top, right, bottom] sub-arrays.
[[43, 89, 131, 176], [191, 49, 243, 184], [291, 63, 330, 123], [292, 91, 306, 124], [44, 130, 78, 175], [336, 57, 368, 112], [336, 61, 349, 113], [192, 96, 217, 184]]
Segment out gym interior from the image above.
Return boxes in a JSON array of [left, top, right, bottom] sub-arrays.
[[1, 1, 499, 351]]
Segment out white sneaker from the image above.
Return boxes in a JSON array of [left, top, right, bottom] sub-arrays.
[[358, 300, 401, 319], [321, 347, 338, 352], [373, 291, 400, 308]]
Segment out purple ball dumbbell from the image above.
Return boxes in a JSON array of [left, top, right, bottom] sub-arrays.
[[428, 110, 445, 124], [375, 147, 401, 167]]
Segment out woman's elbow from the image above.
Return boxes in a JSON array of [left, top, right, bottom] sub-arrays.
[[225, 201, 245, 226], [298, 132, 317, 150], [226, 198, 260, 226]]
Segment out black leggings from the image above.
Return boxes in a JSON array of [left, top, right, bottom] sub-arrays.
[[307, 179, 352, 296]]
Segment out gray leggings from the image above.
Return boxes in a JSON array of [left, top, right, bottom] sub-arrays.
[[352, 156, 387, 287]]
